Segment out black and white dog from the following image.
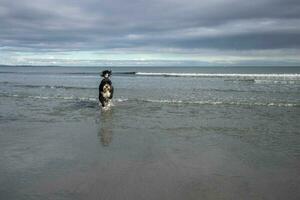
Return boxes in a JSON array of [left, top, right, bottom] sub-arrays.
[[99, 70, 114, 107]]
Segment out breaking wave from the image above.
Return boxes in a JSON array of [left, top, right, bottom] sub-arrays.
[[2, 70, 299, 80], [135, 72, 300, 80]]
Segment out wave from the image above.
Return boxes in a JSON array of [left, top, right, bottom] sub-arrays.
[[0, 83, 97, 90], [1, 94, 98, 101], [62, 71, 136, 76], [135, 72, 300, 80], [2, 81, 298, 94], [1, 93, 128, 103], [2, 71, 300, 85], [139, 99, 299, 107], [254, 79, 300, 84], [2, 70, 299, 79], [2, 93, 297, 107], [0, 71, 136, 76]]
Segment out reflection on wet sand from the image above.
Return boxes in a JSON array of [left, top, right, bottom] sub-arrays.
[[99, 126, 112, 146], [98, 109, 113, 146]]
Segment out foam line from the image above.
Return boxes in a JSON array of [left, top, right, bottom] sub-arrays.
[[135, 72, 300, 79], [2, 94, 298, 107]]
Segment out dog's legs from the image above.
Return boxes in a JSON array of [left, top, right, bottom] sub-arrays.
[[99, 95, 106, 107]]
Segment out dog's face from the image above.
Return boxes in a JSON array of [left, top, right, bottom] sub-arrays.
[[103, 84, 111, 93], [101, 70, 112, 78]]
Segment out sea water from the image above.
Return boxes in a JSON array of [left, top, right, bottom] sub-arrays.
[[0, 66, 300, 199]]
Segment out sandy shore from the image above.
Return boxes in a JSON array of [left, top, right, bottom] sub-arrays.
[[1, 118, 300, 200]]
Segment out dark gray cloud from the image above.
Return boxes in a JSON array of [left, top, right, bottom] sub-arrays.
[[1, 0, 300, 57], [162, 32, 300, 50]]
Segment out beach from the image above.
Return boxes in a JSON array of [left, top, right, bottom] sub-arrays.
[[0, 66, 300, 200]]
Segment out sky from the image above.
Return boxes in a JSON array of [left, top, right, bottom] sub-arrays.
[[1, 0, 300, 66]]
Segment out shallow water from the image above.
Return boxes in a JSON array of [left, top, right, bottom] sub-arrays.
[[0, 66, 300, 199]]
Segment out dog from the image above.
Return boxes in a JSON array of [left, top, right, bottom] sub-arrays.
[[99, 70, 114, 107]]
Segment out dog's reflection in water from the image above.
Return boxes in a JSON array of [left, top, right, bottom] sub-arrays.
[[98, 109, 113, 147], [99, 126, 112, 146]]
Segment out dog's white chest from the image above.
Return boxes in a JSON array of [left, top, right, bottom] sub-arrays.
[[102, 84, 111, 98], [103, 91, 111, 98]]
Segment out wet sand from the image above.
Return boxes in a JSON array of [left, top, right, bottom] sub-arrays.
[[1, 114, 300, 200]]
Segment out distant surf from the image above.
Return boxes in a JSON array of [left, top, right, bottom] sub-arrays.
[[135, 72, 300, 79]]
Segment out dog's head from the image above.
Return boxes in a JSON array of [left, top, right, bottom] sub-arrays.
[[101, 70, 112, 78]]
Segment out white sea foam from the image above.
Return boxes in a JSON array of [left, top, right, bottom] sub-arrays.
[[78, 97, 97, 101], [141, 99, 298, 107], [25, 95, 98, 101], [254, 80, 299, 84], [115, 98, 129, 102], [3, 93, 298, 107], [136, 72, 300, 80]]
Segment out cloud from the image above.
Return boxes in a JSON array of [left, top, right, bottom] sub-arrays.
[[0, 0, 300, 65]]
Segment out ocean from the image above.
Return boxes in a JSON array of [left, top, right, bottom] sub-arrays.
[[0, 66, 300, 200]]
